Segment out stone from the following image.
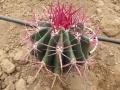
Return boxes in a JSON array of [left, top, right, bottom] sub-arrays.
[[109, 51, 114, 57], [113, 5, 119, 12], [101, 15, 120, 37], [44, 87, 50, 90], [0, 85, 1, 90], [15, 78, 26, 90], [97, 1, 104, 7], [0, 59, 15, 74], [34, 83, 41, 90], [96, 8, 102, 14], [4, 82, 15, 90], [96, 74, 101, 78], [54, 85, 63, 90], [9, 52, 15, 58], [16, 67, 21, 71], [14, 72, 20, 79], [14, 50, 25, 61], [27, 76, 34, 85], [110, 70, 114, 75], [0, 71, 3, 76], [0, 0, 5, 3], [0, 72, 7, 80], [1, 83, 6, 89], [0, 49, 6, 62], [4, 76, 14, 86], [115, 64, 120, 75]]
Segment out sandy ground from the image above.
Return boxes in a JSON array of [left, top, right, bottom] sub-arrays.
[[0, 0, 120, 90]]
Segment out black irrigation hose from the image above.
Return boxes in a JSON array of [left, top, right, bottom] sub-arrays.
[[0, 15, 37, 28], [0, 15, 120, 44], [97, 36, 120, 44]]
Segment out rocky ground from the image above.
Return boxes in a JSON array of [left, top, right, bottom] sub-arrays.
[[0, 0, 120, 90]]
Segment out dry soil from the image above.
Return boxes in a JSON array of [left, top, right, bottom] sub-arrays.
[[0, 0, 120, 90]]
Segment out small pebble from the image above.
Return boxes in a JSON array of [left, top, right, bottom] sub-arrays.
[[4, 82, 15, 90], [27, 76, 35, 85], [0, 73, 7, 80], [0, 59, 15, 74], [15, 72, 20, 79], [0, 71, 3, 76], [15, 78, 27, 90], [4, 76, 14, 85]]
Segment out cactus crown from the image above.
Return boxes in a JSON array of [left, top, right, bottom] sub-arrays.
[[46, 1, 86, 30]]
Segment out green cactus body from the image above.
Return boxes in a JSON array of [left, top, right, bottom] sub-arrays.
[[31, 27, 49, 42], [69, 33, 86, 61], [54, 54, 61, 74], [30, 20, 90, 74], [81, 36, 90, 59], [42, 34, 59, 68]]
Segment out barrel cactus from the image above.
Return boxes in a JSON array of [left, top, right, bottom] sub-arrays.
[[21, 0, 98, 88]]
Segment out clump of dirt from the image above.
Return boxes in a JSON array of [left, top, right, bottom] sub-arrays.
[[0, 0, 120, 90]]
